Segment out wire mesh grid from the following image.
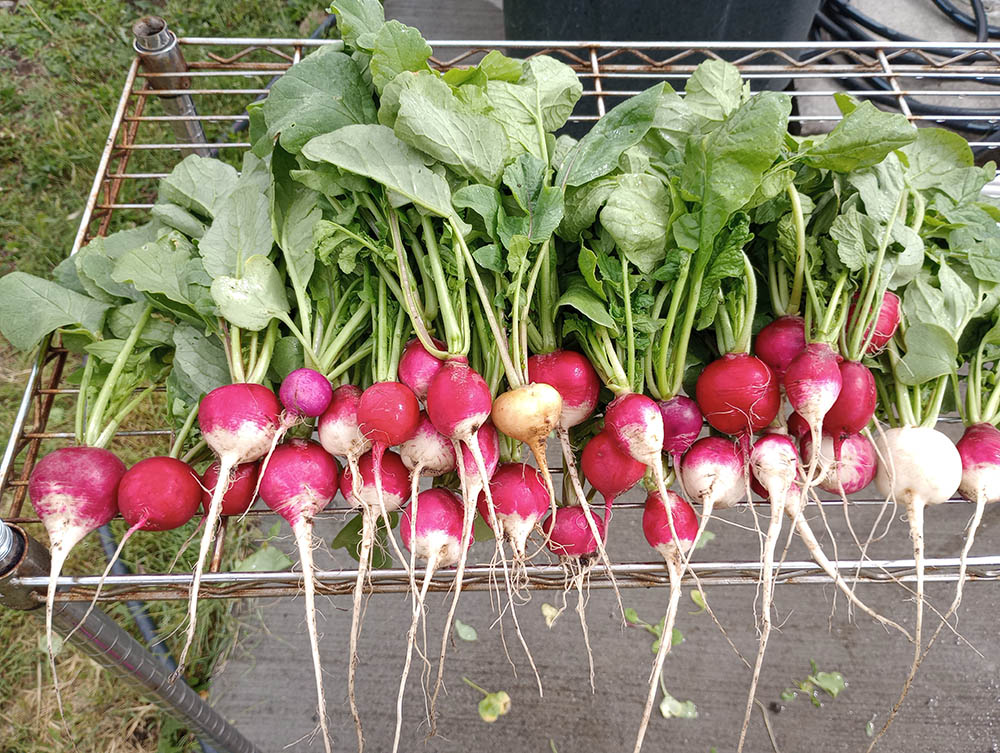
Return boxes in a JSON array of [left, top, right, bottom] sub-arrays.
[[4, 38, 1000, 602]]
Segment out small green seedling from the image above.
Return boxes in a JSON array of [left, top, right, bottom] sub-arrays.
[[463, 677, 511, 723], [625, 606, 683, 653], [781, 660, 846, 708]]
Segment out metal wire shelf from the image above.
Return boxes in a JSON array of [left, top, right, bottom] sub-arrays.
[[3, 37, 999, 603]]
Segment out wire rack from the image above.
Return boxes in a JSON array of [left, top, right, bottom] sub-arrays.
[[3, 38, 1000, 603]]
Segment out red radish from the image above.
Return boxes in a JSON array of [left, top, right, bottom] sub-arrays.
[[783, 342, 843, 485], [527, 349, 601, 429], [176, 382, 281, 678], [737, 434, 798, 753], [543, 506, 606, 690], [201, 461, 260, 516], [456, 421, 501, 495], [478, 463, 549, 588], [398, 337, 447, 402], [754, 315, 806, 382], [318, 384, 371, 464], [848, 290, 901, 355], [633, 491, 698, 753], [823, 360, 877, 458], [581, 431, 646, 523], [695, 353, 780, 446], [801, 432, 877, 495], [870, 426, 962, 748], [259, 439, 339, 753], [658, 395, 703, 462], [679, 436, 745, 569], [28, 446, 125, 711], [393, 488, 466, 753], [279, 367, 333, 417]]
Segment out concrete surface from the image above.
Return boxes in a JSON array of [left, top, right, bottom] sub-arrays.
[[209, 3, 1000, 752]]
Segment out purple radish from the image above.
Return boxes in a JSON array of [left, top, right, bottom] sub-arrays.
[[738, 434, 798, 753], [581, 430, 646, 523], [801, 432, 877, 495], [28, 446, 125, 710], [259, 439, 340, 753], [783, 342, 843, 486], [398, 337, 448, 402], [678, 436, 746, 567], [279, 367, 333, 418], [393, 488, 466, 753], [201, 461, 260, 517], [177, 383, 281, 677], [633, 491, 698, 753], [754, 315, 806, 383], [542, 506, 607, 689]]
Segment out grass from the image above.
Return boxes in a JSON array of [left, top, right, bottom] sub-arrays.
[[0, 1, 330, 749]]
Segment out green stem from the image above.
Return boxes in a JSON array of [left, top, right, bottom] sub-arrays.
[[402, 223, 438, 322], [538, 241, 557, 352], [387, 305, 407, 382], [75, 355, 95, 445], [319, 303, 371, 373], [873, 370, 898, 427], [326, 341, 373, 383], [462, 677, 489, 696], [715, 297, 735, 355], [169, 404, 200, 459], [786, 185, 807, 316], [921, 375, 950, 428], [84, 303, 152, 446], [767, 248, 787, 316], [376, 275, 389, 383], [887, 343, 917, 426], [655, 255, 691, 398], [319, 280, 361, 355], [621, 255, 636, 390], [276, 314, 322, 369], [908, 187, 925, 232], [598, 327, 630, 394], [246, 330, 259, 378], [422, 216, 462, 352], [93, 385, 155, 450], [230, 326, 246, 383], [817, 272, 848, 344], [802, 263, 824, 338], [388, 210, 447, 360], [732, 253, 757, 354], [180, 438, 207, 465], [246, 320, 278, 384]]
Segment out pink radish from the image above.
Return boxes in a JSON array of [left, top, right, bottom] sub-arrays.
[[318, 384, 371, 465], [527, 349, 601, 429], [658, 395, 703, 465], [393, 488, 466, 753], [633, 490, 698, 753], [581, 430, 646, 523], [783, 342, 843, 486], [679, 436, 745, 568], [279, 367, 333, 417], [754, 315, 806, 382], [822, 360, 876, 459], [787, 411, 809, 441], [478, 463, 549, 588], [695, 353, 780, 447], [868, 426, 962, 750], [398, 337, 447, 402], [259, 439, 340, 753], [201, 461, 260, 516], [542, 506, 606, 689], [737, 434, 798, 753], [28, 446, 125, 713], [848, 290, 901, 355], [801, 432, 877, 495]]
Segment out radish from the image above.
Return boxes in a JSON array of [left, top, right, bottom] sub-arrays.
[[783, 342, 843, 485], [801, 432, 877, 495], [398, 337, 447, 402], [787, 411, 809, 441], [28, 445, 126, 713], [542, 506, 606, 690], [477, 462, 549, 586], [633, 490, 698, 753], [737, 434, 798, 753], [695, 353, 780, 447], [678, 435, 746, 566], [868, 425, 962, 750], [490, 381, 562, 495], [318, 384, 372, 468], [393, 488, 466, 753], [200, 461, 260, 516], [847, 290, 901, 355], [259, 439, 340, 753], [658, 395, 703, 468], [581, 430, 646, 523], [176, 382, 281, 678], [527, 349, 601, 429], [279, 367, 333, 417], [822, 359, 877, 460], [754, 315, 806, 382]]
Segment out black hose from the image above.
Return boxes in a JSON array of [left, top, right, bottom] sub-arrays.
[[932, 0, 999, 38]]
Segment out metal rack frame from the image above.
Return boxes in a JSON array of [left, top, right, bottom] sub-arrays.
[[4, 34, 1000, 605]]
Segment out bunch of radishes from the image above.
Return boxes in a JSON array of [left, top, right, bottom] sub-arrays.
[[4, 2, 1000, 750]]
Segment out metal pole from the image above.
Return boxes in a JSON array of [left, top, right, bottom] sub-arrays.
[[0, 520, 263, 753], [132, 16, 210, 156]]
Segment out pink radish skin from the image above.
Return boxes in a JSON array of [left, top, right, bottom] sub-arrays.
[[848, 290, 901, 355], [398, 337, 448, 402], [259, 439, 339, 753], [201, 461, 260, 516], [119, 457, 202, 532], [279, 368, 333, 417], [581, 430, 646, 523], [679, 436, 745, 569], [456, 421, 500, 495], [177, 383, 281, 679], [658, 395, 703, 458], [634, 491, 698, 753], [527, 349, 601, 429], [738, 434, 799, 753], [29, 446, 125, 713], [754, 315, 806, 382], [787, 411, 809, 441], [318, 384, 371, 461], [426, 360, 492, 441], [823, 360, 876, 458], [783, 342, 842, 486], [695, 353, 780, 444], [400, 413, 456, 478], [339, 450, 411, 512], [605, 393, 664, 466], [357, 381, 421, 449], [393, 489, 466, 753], [543, 507, 605, 557], [477, 463, 550, 558], [801, 432, 877, 494]]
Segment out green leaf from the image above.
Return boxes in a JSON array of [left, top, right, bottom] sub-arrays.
[[801, 96, 916, 172], [370, 20, 432, 94], [151, 202, 208, 239], [694, 530, 715, 549], [454, 619, 478, 641], [558, 177, 618, 240], [600, 174, 671, 273], [200, 185, 274, 279], [847, 156, 905, 225], [829, 206, 870, 272], [541, 602, 561, 628], [171, 325, 230, 399], [454, 184, 501, 236], [689, 590, 706, 613], [477, 50, 523, 82], [555, 276, 618, 330], [272, 148, 320, 299], [0, 272, 110, 351], [158, 155, 239, 219], [259, 47, 376, 155], [901, 127, 974, 196], [112, 232, 201, 311], [270, 336, 305, 382], [331, 512, 400, 569], [658, 691, 698, 720], [477, 691, 511, 723], [502, 153, 564, 243], [557, 84, 663, 188], [210, 255, 290, 331], [683, 59, 748, 122], [472, 244, 504, 274], [329, 0, 384, 50], [234, 545, 294, 572], [896, 322, 958, 385], [302, 124, 455, 218], [624, 607, 641, 624], [394, 72, 507, 184], [810, 671, 846, 699], [578, 244, 605, 299]]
